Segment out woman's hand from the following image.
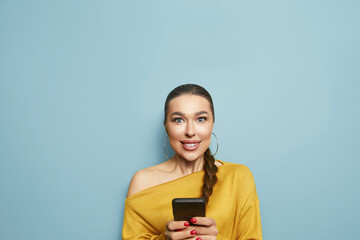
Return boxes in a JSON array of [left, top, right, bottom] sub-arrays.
[[165, 217, 218, 240]]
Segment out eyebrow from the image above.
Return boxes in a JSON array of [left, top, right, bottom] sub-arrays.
[[170, 111, 209, 117]]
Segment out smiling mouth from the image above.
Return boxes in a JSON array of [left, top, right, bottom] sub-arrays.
[[183, 143, 199, 146], [181, 141, 201, 145], [180, 141, 201, 150]]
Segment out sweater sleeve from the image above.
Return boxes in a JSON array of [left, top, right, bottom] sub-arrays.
[[122, 199, 166, 240], [122, 232, 165, 240], [237, 198, 262, 240], [237, 168, 263, 240]]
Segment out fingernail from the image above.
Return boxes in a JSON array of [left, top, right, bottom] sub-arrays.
[[190, 230, 196, 235], [184, 222, 190, 226], [191, 218, 197, 223], [175, 229, 181, 232], [196, 237, 202, 240]]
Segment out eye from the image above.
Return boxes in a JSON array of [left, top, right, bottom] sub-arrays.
[[197, 117, 207, 122], [173, 118, 184, 123]]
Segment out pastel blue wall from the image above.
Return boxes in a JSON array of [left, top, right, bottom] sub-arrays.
[[1, 1, 359, 239]]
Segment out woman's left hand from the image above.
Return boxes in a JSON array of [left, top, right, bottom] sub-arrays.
[[188, 217, 218, 240]]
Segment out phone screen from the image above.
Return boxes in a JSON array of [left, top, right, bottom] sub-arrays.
[[172, 198, 206, 222]]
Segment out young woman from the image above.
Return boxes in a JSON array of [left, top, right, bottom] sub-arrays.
[[122, 84, 262, 240]]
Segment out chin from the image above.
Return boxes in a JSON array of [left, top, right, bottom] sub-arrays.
[[178, 152, 204, 162]]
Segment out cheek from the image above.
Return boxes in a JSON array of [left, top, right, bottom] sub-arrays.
[[166, 125, 184, 139], [197, 125, 213, 141], [167, 128, 184, 150]]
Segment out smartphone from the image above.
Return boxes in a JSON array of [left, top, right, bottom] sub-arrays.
[[172, 198, 206, 222]]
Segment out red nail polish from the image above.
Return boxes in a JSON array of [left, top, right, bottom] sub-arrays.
[[175, 229, 181, 232], [196, 237, 202, 240], [190, 230, 196, 235], [191, 218, 197, 223], [184, 222, 190, 226]]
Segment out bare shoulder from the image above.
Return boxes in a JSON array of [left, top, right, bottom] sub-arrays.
[[126, 162, 173, 197], [126, 168, 156, 197]]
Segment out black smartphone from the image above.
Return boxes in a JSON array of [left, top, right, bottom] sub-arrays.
[[172, 198, 206, 222]]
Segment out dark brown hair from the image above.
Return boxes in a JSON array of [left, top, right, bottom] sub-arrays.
[[164, 84, 218, 204]]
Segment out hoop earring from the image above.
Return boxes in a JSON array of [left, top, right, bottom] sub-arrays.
[[164, 135, 170, 160], [210, 132, 219, 157]]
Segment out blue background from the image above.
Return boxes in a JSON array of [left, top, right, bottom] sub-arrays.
[[1, 1, 359, 239]]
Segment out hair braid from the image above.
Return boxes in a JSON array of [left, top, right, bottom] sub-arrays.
[[202, 148, 218, 204]]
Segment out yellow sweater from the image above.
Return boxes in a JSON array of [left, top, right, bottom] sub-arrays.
[[122, 161, 262, 240]]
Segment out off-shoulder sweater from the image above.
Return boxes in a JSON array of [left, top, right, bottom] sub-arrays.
[[122, 161, 262, 240]]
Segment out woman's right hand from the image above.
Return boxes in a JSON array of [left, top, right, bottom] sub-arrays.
[[165, 220, 197, 240]]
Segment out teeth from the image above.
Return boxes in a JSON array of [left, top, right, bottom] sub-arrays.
[[184, 143, 198, 146]]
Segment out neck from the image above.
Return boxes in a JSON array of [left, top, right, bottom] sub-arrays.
[[173, 154, 205, 176]]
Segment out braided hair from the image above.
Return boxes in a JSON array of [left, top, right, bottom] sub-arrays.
[[164, 84, 218, 204]]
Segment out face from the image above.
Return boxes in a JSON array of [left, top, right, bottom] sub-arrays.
[[165, 94, 214, 162]]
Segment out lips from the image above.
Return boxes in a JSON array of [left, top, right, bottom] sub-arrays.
[[180, 140, 201, 151]]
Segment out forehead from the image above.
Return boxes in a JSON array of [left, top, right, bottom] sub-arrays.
[[167, 94, 212, 113]]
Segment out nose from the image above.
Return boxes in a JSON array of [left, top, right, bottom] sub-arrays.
[[185, 121, 196, 138]]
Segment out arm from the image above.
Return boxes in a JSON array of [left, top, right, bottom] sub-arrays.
[[122, 171, 167, 240], [122, 197, 167, 240], [237, 198, 262, 240], [237, 169, 263, 240]]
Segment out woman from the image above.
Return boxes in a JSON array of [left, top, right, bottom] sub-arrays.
[[122, 84, 262, 240]]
